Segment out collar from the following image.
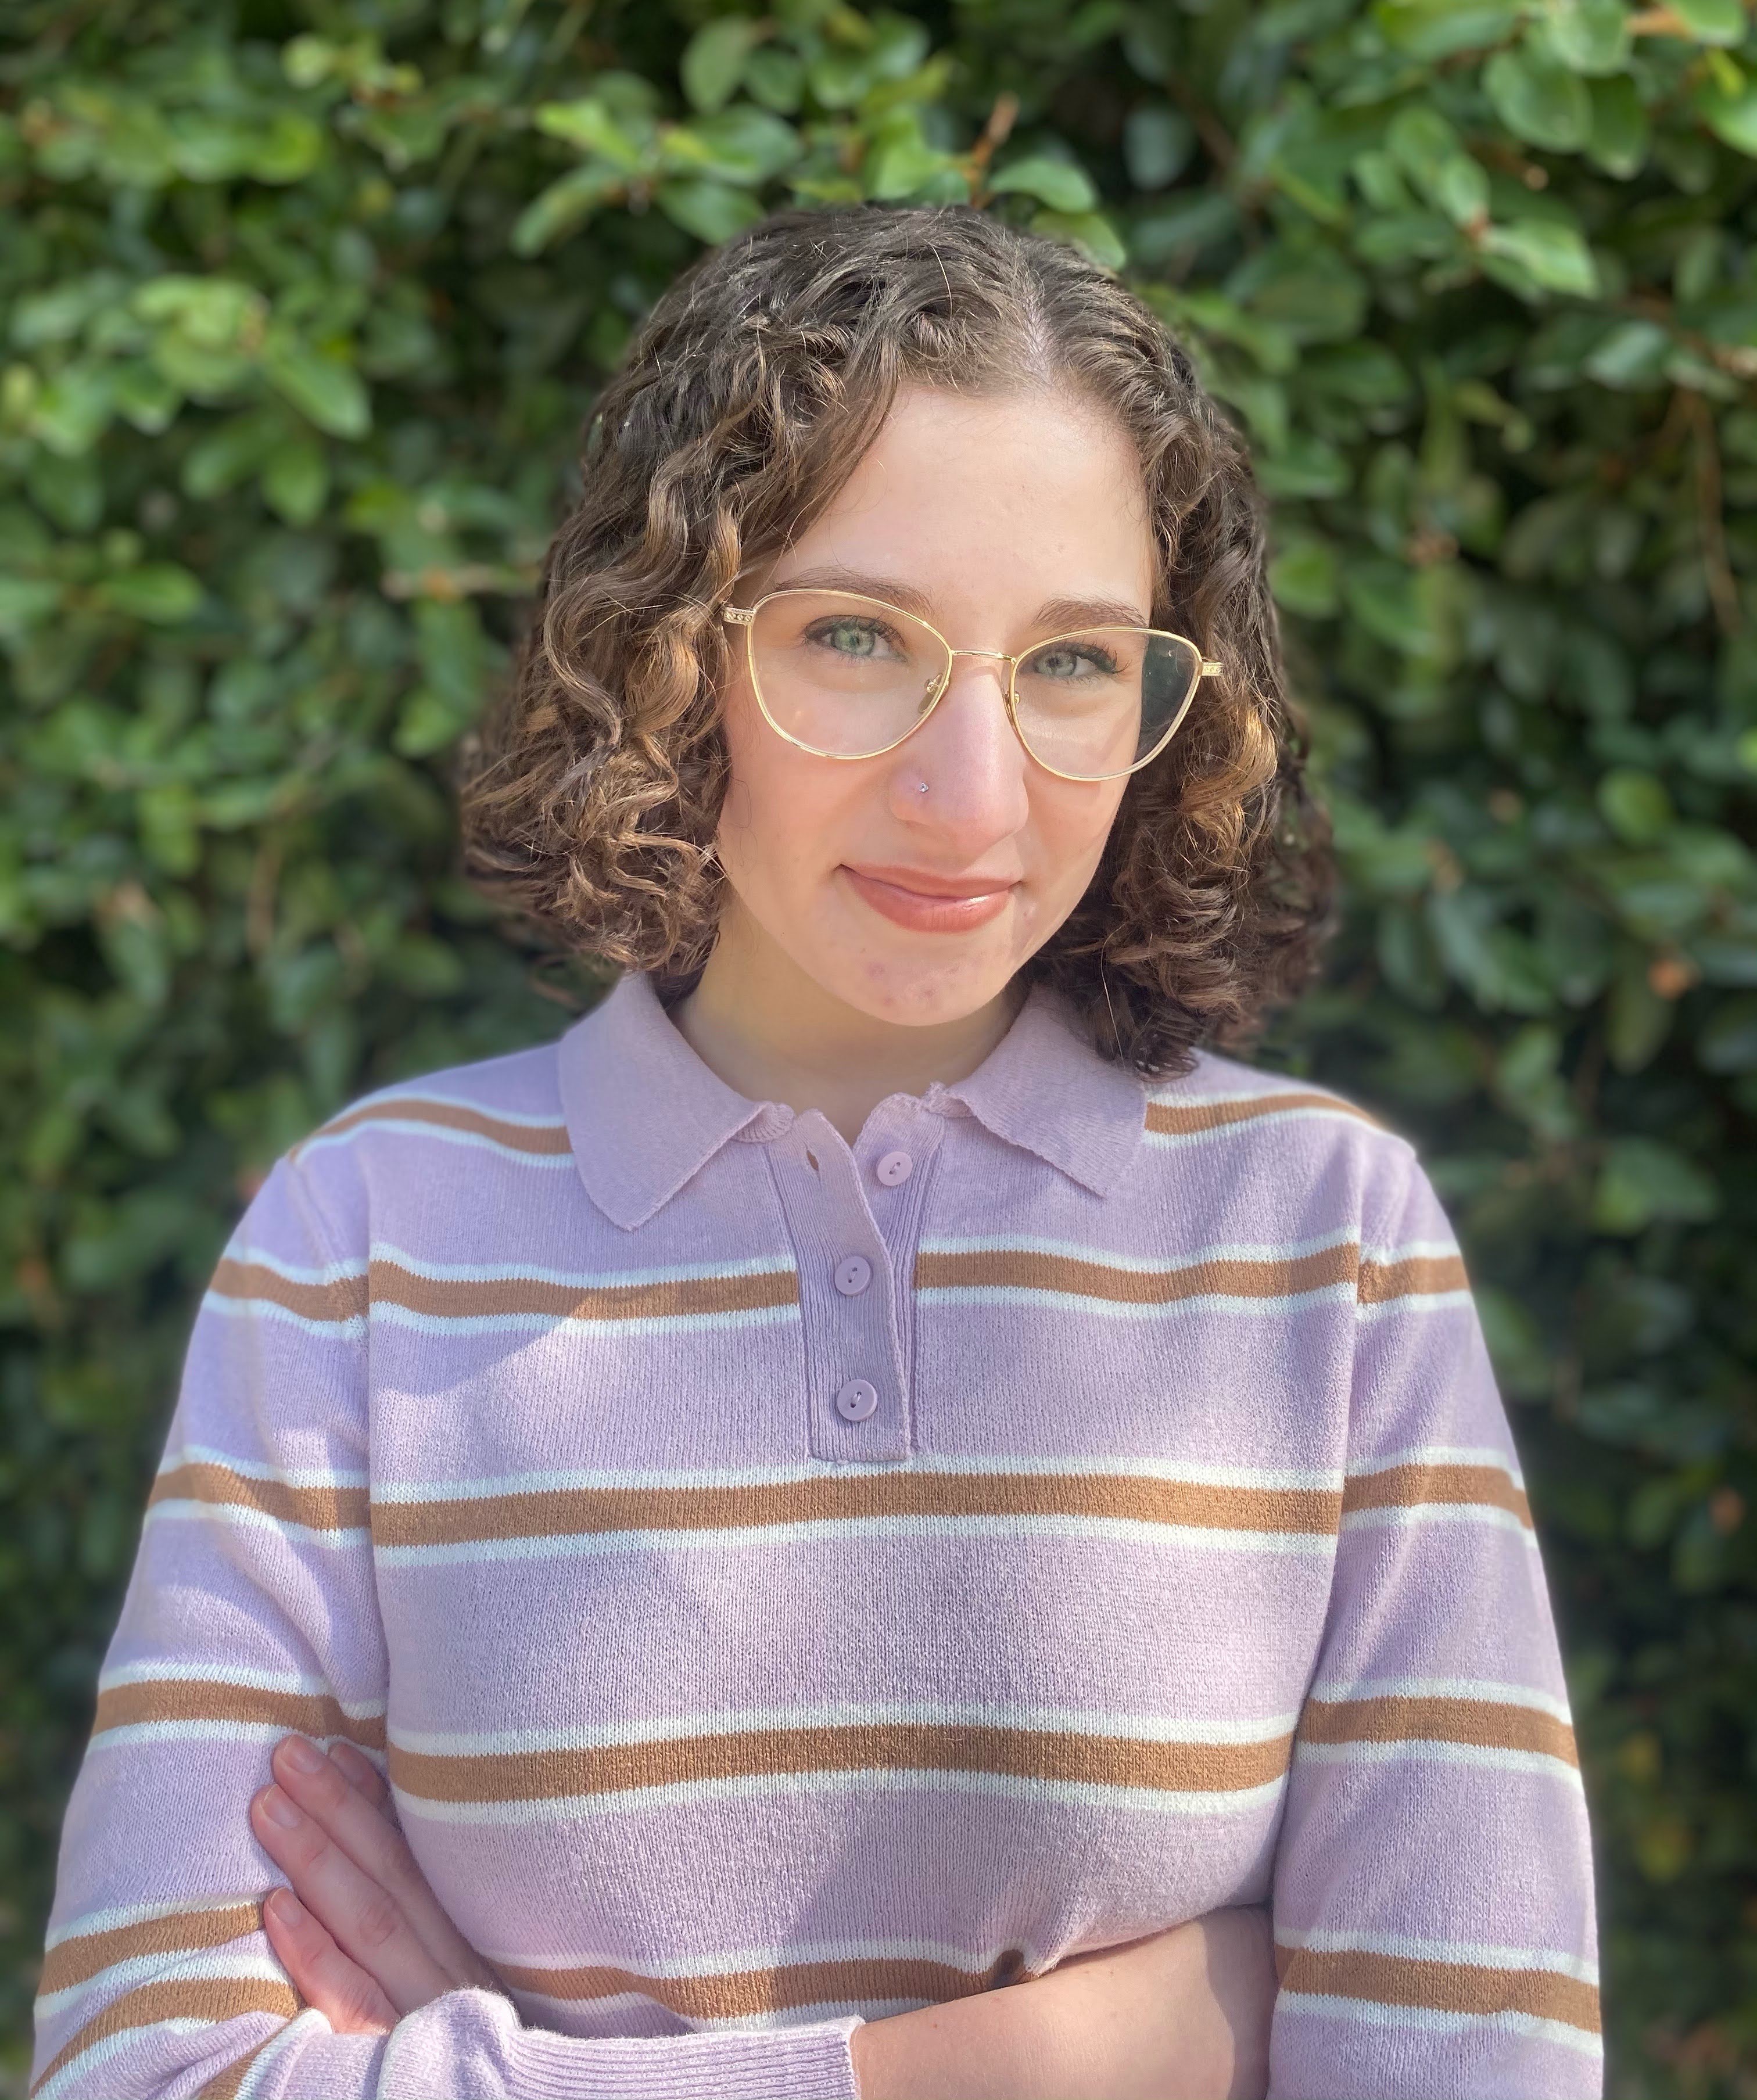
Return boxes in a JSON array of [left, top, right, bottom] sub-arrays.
[[557, 970, 1146, 1229]]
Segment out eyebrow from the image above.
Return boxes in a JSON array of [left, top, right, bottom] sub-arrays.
[[768, 566, 1154, 636]]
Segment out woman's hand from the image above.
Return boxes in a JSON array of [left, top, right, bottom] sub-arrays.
[[250, 1734, 508, 2035]]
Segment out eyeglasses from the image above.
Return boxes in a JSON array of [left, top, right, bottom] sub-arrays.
[[721, 588, 1221, 784]]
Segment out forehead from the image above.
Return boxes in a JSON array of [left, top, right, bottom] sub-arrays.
[[766, 383, 1156, 622]]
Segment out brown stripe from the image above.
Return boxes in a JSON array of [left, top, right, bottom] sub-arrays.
[[309, 1099, 572, 1155], [389, 1721, 1293, 1807], [196, 2034, 279, 2100], [1146, 1092, 1380, 1138], [92, 1678, 386, 1751], [1297, 1695, 1578, 1766], [371, 1469, 1342, 1549], [39, 1901, 264, 1995], [367, 1260, 798, 1324], [1341, 1463, 1532, 1528], [1280, 1945, 1600, 2035], [497, 1947, 1037, 2019], [31, 1975, 299, 2095], [1358, 1252, 1470, 1303], [914, 1243, 1358, 1305], [148, 1460, 370, 1533], [209, 1259, 367, 1324]]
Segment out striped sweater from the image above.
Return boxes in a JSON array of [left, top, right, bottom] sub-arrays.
[[33, 969, 1601, 2100]]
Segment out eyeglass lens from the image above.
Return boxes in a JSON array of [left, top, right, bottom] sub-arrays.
[[746, 590, 1202, 781]]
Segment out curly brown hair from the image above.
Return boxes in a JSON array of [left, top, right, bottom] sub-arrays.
[[460, 204, 1334, 1078]]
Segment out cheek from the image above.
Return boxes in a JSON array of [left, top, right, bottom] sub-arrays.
[[715, 679, 834, 893], [1036, 780, 1130, 898]]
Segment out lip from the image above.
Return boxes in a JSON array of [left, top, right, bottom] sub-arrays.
[[840, 863, 1019, 934]]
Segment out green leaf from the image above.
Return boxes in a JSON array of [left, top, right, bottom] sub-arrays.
[[1697, 77, 1757, 156], [666, 107, 802, 185], [1268, 535, 1342, 616], [261, 339, 371, 439], [1483, 44, 1594, 152], [988, 156, 1099, 212], [1593, 1139, 1720, 1232], [1672, 0, 1747, 42], [1588, 76, 1650, 177], [1599, 767, 1676, 843], [1028, 209, 1127, 271], [261, 440, 329, 527], [1123, 106, 1195, 190], [510, 164, 626, 255], [1543, 0, 1632, 74], [93, 563, 203, 624], [535, 98, 649, 170], [653, 178, 768, 244], [681, 17, 768, 113], [1481, 218, 1600, 297]]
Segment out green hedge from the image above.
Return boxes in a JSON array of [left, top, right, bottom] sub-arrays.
[[3, 0, 1755, 2090]]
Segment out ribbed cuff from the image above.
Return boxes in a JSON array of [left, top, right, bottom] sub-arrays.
[[501, 2015, 866, 2100]]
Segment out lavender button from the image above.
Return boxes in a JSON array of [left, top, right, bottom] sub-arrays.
[[834, 1379, 878, 1421], [834, 1254, 872, 1295], [876, 1150, 914, 1187]]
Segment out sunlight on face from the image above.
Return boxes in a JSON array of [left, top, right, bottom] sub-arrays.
[[712, 383, 1156, 1030]]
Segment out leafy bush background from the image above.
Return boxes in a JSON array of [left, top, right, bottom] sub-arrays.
[[3, 0, 1755, 2090]]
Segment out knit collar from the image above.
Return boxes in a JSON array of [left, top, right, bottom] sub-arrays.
[[557, 968, 1146, 1230]]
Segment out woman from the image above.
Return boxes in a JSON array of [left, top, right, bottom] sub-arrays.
[[33, 207, 1599, 2100]]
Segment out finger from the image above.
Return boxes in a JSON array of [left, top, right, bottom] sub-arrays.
[[251, 1780, 454, 2016], [261, 1886, 396, 2036], [327, 1738, 394, 1815], [269, 1738, 501, 1992]]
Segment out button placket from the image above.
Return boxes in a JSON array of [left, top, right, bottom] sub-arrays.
[[765, 1119, 912, 1463]]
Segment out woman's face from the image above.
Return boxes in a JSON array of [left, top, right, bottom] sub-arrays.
[[712, 383, 1157, 1031]]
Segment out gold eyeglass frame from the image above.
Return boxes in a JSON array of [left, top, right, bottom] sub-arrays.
[[721, 587, 1222, 784]]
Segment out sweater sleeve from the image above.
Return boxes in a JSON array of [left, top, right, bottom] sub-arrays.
[[30, 1155, 863, 2100], [1267, 1141, 1602, 2100]]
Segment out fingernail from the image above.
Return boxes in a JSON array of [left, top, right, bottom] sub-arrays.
[[261, 1785, 303, 1828], [279, 1736, 325, 1774], [269, 1888, 307, 1927]]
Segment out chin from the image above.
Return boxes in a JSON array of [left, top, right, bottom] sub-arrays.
[[833, 945, 1020, 1028]]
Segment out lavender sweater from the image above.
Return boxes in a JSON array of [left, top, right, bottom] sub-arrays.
[[33, 971, 1601, 2100]]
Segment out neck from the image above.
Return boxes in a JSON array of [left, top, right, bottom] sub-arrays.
[[668, 911, 1025, 1146]]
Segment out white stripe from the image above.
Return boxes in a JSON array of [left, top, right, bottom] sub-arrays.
[[1278, 1990, 1602, 2060], [233, 2009, 334, 2098], [389, 1700, 1300, 1757], [365, 1302, 799, 1340], [374, 1514, 1341, 1567], [1293, 1739, 1583, 1786], [372, 1452, 1344, 1500], [923, 1283, 1357, 1318], [217, 1247, 367, 1284], [1360, 1236, 1460, 1263], [1340, 1506, 1537, 1542], [88, 1719, 376, 1755], [1276, 1926, 1598, 1986], [298, 1121, 575, 1166], [491, 1932, 1055, 1982], [1356, 1290, 1473, 1321], [1347, 1445, 1523, 1484], [200, 1294, 367, 1341], [34, 1951, 291, 2062], [1307, 1677, 1573, 1724], [334, 1090, 566, 1130], [1147, 1084, 1358, 1108], [155, 1445, 367, 1490], [96, 1660, 381, 1713], [367, 1243, 796, 1288], [918, 1227, 1358, 1268], [397, 1767, 1290, 1826], [142, 1499, 369, 1549], [1144, 1106, 1376, 1149]]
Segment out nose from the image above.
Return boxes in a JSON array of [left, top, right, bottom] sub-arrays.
[[889, 652, 1031, 841]]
